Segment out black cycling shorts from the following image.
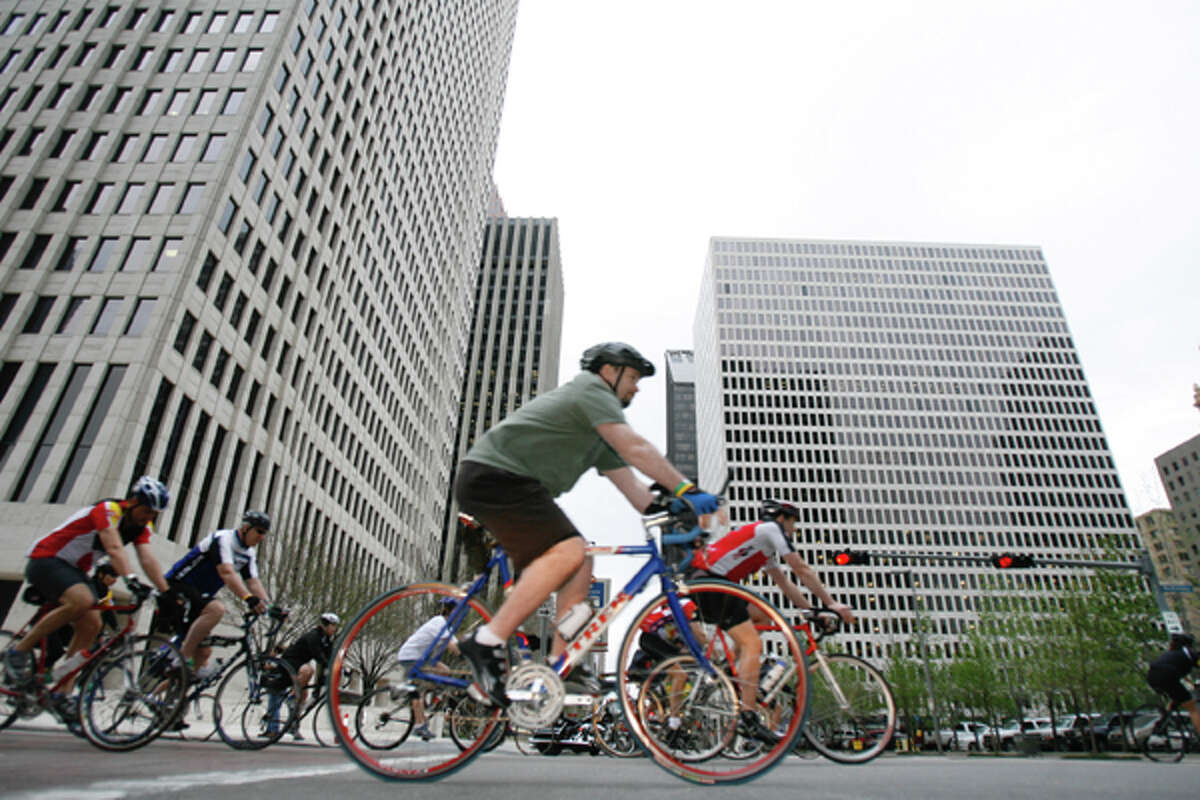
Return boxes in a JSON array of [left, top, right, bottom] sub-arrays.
[[454, 460, 582, 574], [25, 557, 96, 605], [154, 580, 213, 635], [1147, 665, 1193, 705], [686, 571, 751, 629]]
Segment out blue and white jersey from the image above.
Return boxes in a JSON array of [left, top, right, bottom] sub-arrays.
[[166, 528, 259, 597]]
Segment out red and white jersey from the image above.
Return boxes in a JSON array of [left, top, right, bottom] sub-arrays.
[[639, 599, 697, 635], [691, 520, 793, 582], [27, 500, 151, 571]]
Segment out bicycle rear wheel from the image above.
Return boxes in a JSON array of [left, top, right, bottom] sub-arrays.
[[78, 635, 188, 751], [0, 630, 19, 731], [329, 583, 504, 780], [214, 656, 299, 750], [449, 694, 506, 752], [591, 690, 641, 758], [310, 698, 337, 746], [1142, 711, 1188, 763], [616, 581, 809, 784], [803, 653, 895, 764]]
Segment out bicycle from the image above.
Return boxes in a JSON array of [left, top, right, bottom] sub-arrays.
[[1, 587, 188, 751], [704, 607, 896, 764], [292, 667, 355, 746], [162, 606, 300, 750], [1141, 681, 1197, 763], [328, 488, 810, 785]]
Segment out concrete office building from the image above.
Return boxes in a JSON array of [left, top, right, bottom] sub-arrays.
[[665, 349, 698, 482], [440, 216, 564, 580], [693, 236, 1142, 662], [1151, 433, 1200, 630], [1135, 508, 1199, 632], [0, 1, 517, 620]]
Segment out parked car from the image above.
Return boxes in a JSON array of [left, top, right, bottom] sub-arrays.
[[935, 721, 987, 751], [1106, 711, 1160, 750], [982, 717, 1054, 751], [1056, 713, 1102, 751]]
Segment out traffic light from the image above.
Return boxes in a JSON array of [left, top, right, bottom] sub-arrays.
[[832, 549, 871, 566], [990, 552, 1035, 569]]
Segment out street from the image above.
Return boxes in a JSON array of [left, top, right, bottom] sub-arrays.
[[1, 725, 1197, 800]]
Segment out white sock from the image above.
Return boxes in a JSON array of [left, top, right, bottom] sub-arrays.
[[474, 625, 504, 647]]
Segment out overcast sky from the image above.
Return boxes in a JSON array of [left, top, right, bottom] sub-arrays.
[[490, 1, 1200, 585]]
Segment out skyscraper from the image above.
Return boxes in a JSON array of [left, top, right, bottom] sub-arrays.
[[664, 349, 698, 481], [441, 216, 564, 580], [0, 1, 518, 617], [693, 236, 1142, 661]]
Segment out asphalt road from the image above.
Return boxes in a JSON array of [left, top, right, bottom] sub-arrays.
[[1, 726, 1197, 800]]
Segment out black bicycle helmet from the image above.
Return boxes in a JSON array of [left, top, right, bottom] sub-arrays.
[[760, 498, 800, 520], [242, 510, 271, 531], [129, 476, 170, 511], [1170, 632, 1195, 649], [580, 342, 656, 377]]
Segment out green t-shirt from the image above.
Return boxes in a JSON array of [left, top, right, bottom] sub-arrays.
[[464, 372, 628, 496]]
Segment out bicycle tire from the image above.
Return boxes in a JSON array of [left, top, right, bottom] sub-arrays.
[[448, 694, 506, 752], [1142, 710, 1189, 763], [310, 698, 337, 747], [78, 634, 189, 752], [0, 630, 19, 731], [591, 690, 642, 758], [616, 581, 809, 785], [355, 685, 416, 749], [329, 583, 504, 781], [802, 653, 895, 764], [214, 656, 298, 750], [175, 692, 218, 741]]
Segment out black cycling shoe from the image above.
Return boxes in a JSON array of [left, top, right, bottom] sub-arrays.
[[459, 635, 508, 707], [738, 709, 780, 746]]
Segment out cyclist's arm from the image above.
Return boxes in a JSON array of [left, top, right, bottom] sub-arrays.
[[602, 465, 654, 512], [96, 526, 136, 578], [779, 552, 857, 623], [133, 541, 170, 592], [245, 576, 270, 606], [216, 562, 259, 603], [764, 566, 812, 611], [596, 423, 689, 496]]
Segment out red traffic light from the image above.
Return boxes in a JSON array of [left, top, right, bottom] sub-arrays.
[[832, 549, 869, 566], [990, 552, 1034, 569]]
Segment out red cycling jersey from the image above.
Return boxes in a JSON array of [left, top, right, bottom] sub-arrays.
[[639, 599, 696, 635], [690, 520, 793, 582], [27, 500, 152, 571]]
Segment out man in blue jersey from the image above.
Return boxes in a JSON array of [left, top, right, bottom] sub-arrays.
[[161, 511, 274, 678]]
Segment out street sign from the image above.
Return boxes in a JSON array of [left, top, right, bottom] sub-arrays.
[[1161, 611, 1184, 634], [1161, 584, 1195, 593]]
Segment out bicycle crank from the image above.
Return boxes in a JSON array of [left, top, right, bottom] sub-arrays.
[[504, 663, 565, 729]]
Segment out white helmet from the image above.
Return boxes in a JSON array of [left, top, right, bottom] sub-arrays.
[[320, 612, 339, 625]]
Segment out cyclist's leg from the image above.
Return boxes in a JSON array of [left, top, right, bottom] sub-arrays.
[[1180, 697, 1200, 736], [723, 620, 762, 710], [294, 662, 315, 709], [180, 596, 223, 668], [548, 550, 593, 659], [9, 580, 94, 670]]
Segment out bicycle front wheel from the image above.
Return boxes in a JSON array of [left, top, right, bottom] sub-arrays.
[[803, 653, 895, 764], [591, 690, 641, 758], [78, 635, 189, 751], [214, 656, 299, 750], [1142, 711, 1189, 763], [616, 581, 809, 784], [449, 694, 506, 752], [310, 698, 337, 747], [329, 583, 504, 780]]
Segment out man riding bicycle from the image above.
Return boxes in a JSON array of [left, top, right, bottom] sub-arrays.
[[688, 498, 857, 743], [1146, 632, 1200, 733], [159, 510, 275, 679], [454, 342, 720, 707], [3, 477, 171, 686], [279, 611, 339, 739]]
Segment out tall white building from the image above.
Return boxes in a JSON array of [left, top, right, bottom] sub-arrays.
[[694, 236, 1142, 661], [0, 1, 518, 619]]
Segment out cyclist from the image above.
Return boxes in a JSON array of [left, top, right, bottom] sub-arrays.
[[396, 597, 460, 740], [1146, 632, 1200, 733], [159, 510, 274, 679], [279, 612, 339, 740], [688, 498, 857, 743], [453, 342, 719, 707], [3, 477, 171, 686]]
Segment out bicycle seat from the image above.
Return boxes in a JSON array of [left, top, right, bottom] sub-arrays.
[[21, 586, 48, 606]]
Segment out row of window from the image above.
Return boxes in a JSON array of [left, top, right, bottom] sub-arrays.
[[1, 7, 280, 38], [0, 293, 156, 337], [712, 239, 1044, 263], [0, 80, 247, 122], [716, 333, 1074, 365], [0, 40, 265, 77], [0, 174, 206, 215], [0, 232, 183, 274]]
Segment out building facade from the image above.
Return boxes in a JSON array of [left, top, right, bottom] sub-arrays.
[[440, 216, 564, 580], [1151, 433, 1200, 631], [0, 0, 517, 621], [664, 349, 698, 482], [1135, 508, 1199, 633], [693, 236, 1142, 662]]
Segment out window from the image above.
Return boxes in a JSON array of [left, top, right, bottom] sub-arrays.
[[165, 89, 189, 115], [0, 295, 17, 331], [213, 273, 233, 309], [10, 363, 91, 501], [72, 42, 96, 67], [76, 84, 101, 111], [48, 129, 75, 158], [173, 312, 197, 353], [146, 182, 174, 213], [237, 150, 256, 182], [112, 133, 138, 162], [120, 237, 153, 271], [54, 296, 87, 334], [192, 331, 214, 371], [51, 364, 128, 503], [207, 12, 228, 33], [54, 237, 86, 271], [221, 88, 246, 114], [19, 177, 47, 209], [87, 238, 120, 272], [90, 297, 123, 335], [193, 88, 219, 114], [136, 88, 163, 114], [79, 131, 107, 159], [105, 86, 132, 113], [153, 238, 184, 272], [141, 133, 167, 162], [242, 49, 263, 71], [98, 6, 119, 28], [181, 11, 203, 33], [172, 134, 198, 162], [201, 133, 225, 162], [159, 49, 184, 72], [18, 234, 52, 270], [16, 127, 44, 156], [2, 14, 25, 36], [116, 184, 144, 214], [186, 49, 210, 72], [177, 183, 205, 213], [131, 46, 154, 70], [234, 12, 255, 34], [84, 183, 115, 213], [217, 198, 238, 233], [0, 362, 56, 473], [153, 10, 175, 33], [46, 82, 70, 109], [124, 298, 156, 335], [101, 44, 125, 69], [214, 49, 236, 72], [261, 12, 280, 32], [126, 8, 148, 30], [257, 104, 274, 135], [21, 296, 56, 333], [50, 180, 80, 211]]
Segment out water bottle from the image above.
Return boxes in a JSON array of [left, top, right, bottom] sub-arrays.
[[760, 658, 787, 694], [50, 651, 88, 682], [556, 602, 592, 640]]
